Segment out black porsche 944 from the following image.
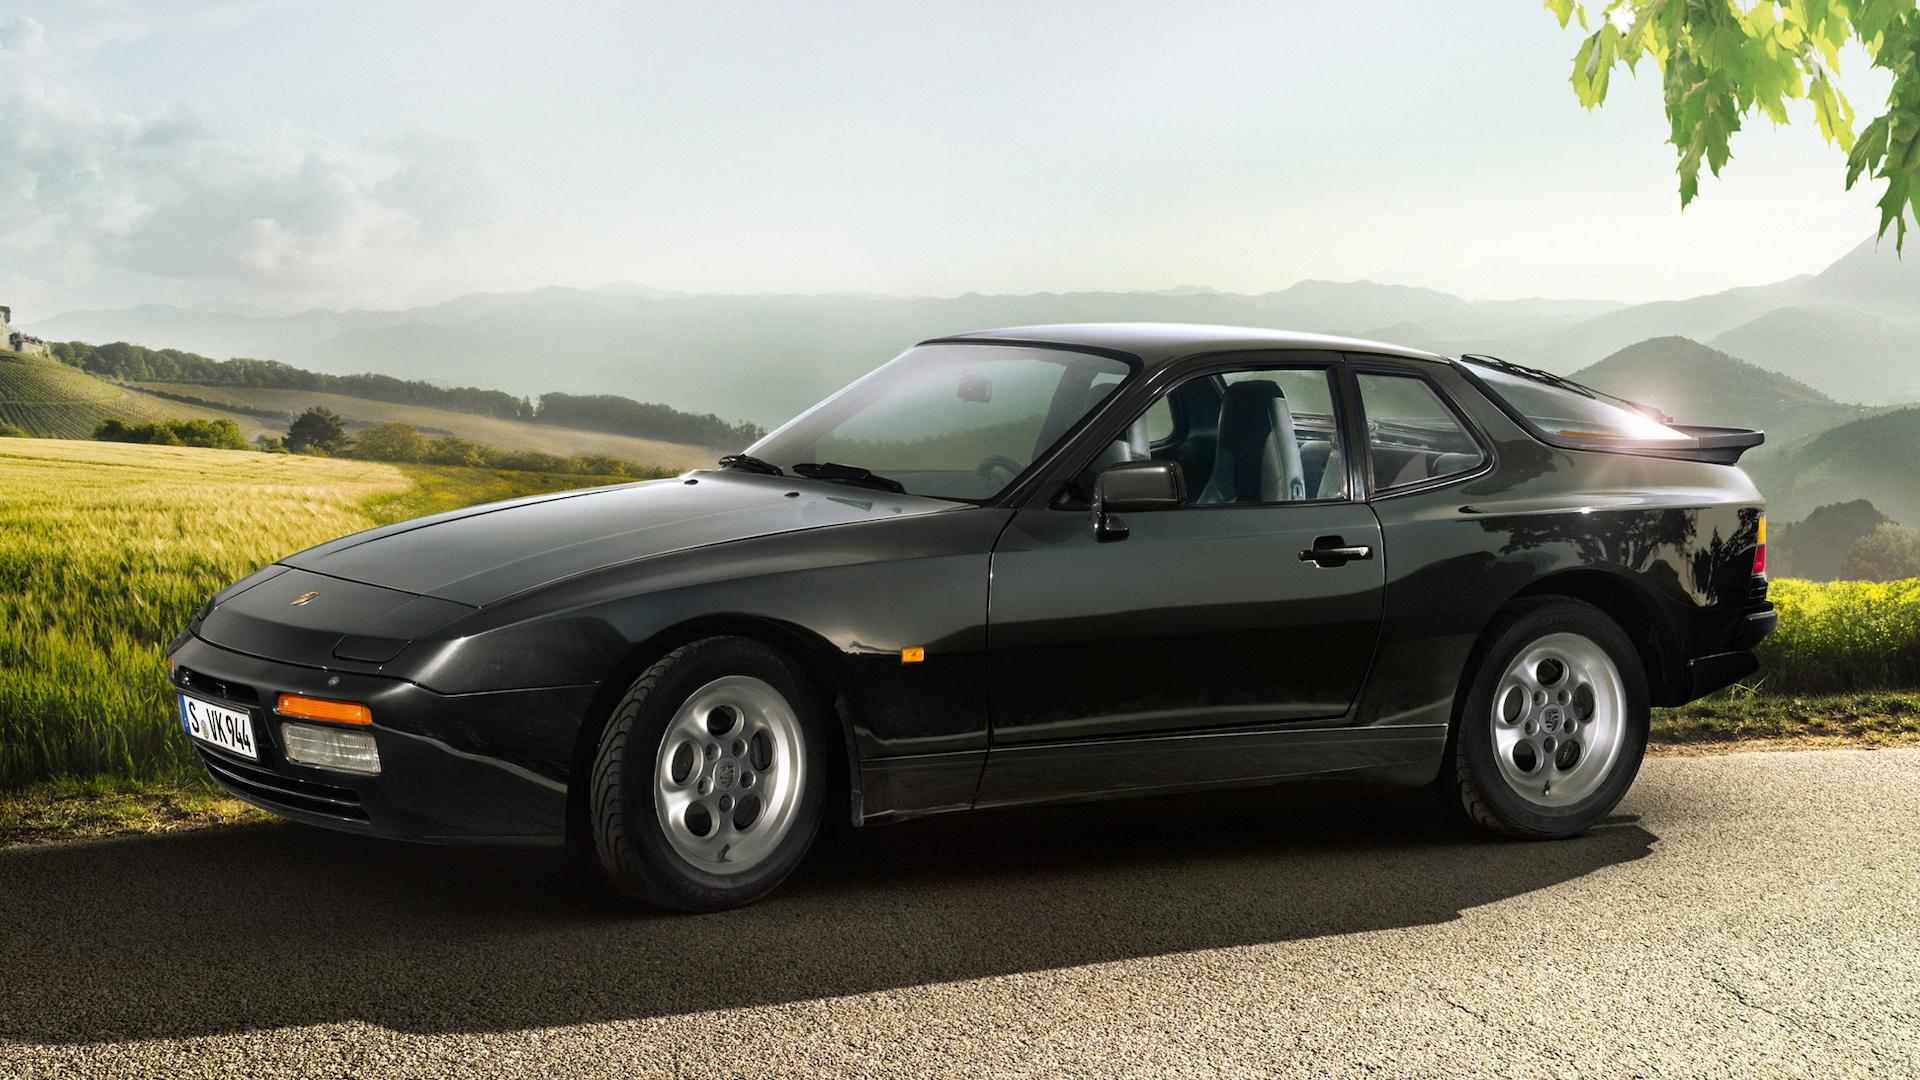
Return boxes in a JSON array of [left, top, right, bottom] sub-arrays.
[[168, 324, 1774, 910]]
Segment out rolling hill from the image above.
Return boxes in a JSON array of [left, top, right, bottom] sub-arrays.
[[1745, 407, 1920, 527], [128, 382, 718, 470], [1567, 337, 1884, 453], [1708, 305, 1920, 404], [0, 350, 237, 438], [1767, 499, 1891, 581], [1, 348, 717, 470]]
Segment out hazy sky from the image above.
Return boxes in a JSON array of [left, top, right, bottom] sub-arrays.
[[0, 0, 1894, 317]]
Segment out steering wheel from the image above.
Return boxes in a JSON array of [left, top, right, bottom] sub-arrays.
[[975, 455, 1024, 486]]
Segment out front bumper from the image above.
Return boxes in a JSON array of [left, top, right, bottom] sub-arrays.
[[169, 634, 595, 845]]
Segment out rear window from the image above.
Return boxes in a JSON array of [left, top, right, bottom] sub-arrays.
[[1463, 359, 1688, 442]]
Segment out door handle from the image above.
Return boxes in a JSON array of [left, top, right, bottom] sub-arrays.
[[1299, 537, 1374, 567]]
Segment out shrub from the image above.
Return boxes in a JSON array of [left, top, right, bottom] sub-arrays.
[[424, 435, 489, 468], [350, 421, 430, 463], [92, 417, 248, 450], [170, 419, 249, 450], [488, 449, 571, 474], [1756, 578, 1920, 694], [572, 454, 634, 478], [0, 422, 29, 438]]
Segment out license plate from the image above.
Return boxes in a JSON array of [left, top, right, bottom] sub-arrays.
[[179, 694, 258, 760]]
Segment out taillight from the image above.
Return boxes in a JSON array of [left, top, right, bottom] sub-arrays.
[[1752, 513, 1767, 576]]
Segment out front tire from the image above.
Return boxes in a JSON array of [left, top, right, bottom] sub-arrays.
[[590, 637, 826, 910], [1448, 597, 1649, 839]]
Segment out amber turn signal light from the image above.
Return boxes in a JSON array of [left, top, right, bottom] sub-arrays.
[[275, 693, 373, 726]]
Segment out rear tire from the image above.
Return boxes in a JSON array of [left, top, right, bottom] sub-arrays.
[[590, 636, 826, 911], [1448, 597, 1648, 839]]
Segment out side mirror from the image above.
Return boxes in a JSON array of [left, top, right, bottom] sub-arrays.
[[1090, 460, 1184, 542]]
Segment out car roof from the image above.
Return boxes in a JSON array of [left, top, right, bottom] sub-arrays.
[[921, 322, 1452, 369]]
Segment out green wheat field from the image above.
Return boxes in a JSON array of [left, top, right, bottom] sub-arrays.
[[0, 439, 615, 787]]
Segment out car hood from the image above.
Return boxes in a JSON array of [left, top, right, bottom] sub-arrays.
[[279, 470, 960, 607]]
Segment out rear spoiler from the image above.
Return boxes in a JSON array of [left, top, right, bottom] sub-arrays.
[[1452, 354, 1765, 465], [1551, 425, 1765, 465]]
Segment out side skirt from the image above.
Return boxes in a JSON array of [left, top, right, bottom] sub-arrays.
[[858, 724, 1449, 822], [975, 723, 1449, 810]]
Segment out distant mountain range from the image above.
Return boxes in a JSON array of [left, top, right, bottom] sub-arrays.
[[26, 236, 1920, 424]]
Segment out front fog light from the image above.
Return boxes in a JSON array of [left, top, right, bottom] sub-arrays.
[[282, 722, 381, 775]]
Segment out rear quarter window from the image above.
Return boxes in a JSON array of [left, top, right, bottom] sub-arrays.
[[1354, 372, 1486, 491]]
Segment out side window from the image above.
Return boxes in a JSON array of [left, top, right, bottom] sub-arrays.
[[1354, 372, 1485, 491], [1141, 395, 1177, 445], [1075, 366, 1347, 506]]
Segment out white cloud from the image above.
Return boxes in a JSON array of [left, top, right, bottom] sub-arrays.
[[0, 15, 49, 58], [0, 20, 494, 311]]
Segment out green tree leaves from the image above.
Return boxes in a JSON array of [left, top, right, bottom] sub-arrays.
[[1550, 0, 1920, 249], [1842, 522, 1920, 580], [285, 406, 351, 455]]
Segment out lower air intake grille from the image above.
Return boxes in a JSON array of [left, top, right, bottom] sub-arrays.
[[197, 747, 369, 822]]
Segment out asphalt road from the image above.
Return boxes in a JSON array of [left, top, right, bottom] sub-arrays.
[[2, 746, 1916, 1078]]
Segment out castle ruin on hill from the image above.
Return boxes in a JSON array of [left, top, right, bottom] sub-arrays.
[[0, 305, 47, 355]]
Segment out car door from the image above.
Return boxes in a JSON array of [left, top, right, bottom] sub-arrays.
[[985, 353, 1387, 746]]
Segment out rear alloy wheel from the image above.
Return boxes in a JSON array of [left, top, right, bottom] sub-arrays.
[[1450, 598, 1648, 839], [590, 637, 825, 911]]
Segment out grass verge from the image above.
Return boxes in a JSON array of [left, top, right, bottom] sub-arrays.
[[0, 776, 265, 847], [1651, 691, 1920, 751]]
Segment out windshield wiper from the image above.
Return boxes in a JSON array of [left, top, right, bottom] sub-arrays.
[[717, 453, 785, 476], [790, 461, 906, 494]]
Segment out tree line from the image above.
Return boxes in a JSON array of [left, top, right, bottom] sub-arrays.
[[533, 392, 762, 447], [49, 340, 763, 447], [93, 407, 675, 481]]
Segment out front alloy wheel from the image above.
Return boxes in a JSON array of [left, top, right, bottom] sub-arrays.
[[591, 637, 825, 910], [653, 674, 808, 874]]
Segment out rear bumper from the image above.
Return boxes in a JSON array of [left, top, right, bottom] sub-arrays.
[[1686, 651, 1761, 701], [1732, 607, 1777, 650], [168, 634, 593, 846], [1677, 603, 1776, 703]]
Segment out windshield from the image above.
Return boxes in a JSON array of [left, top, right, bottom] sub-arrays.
[[1463, 358, 1689, 442], [742, 343, 1136, 501]]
